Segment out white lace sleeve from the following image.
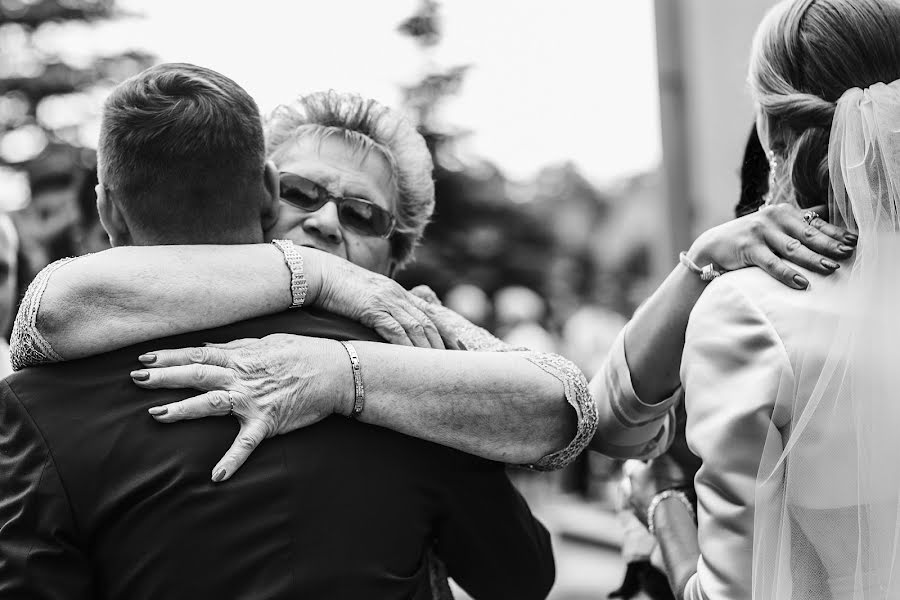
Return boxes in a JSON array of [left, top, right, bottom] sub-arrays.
[[412, 295, 599, 471], [10, 257, 76, 371]]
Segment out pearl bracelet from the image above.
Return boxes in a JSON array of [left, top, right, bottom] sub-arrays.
[[679, 251, 723, 282], [647, 488, 696, 537]]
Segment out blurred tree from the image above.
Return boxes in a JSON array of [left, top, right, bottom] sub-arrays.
[[395, 0, 554, 308], [0, 0, 155, 273]]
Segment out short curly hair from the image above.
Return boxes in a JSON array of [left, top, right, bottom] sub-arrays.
[[266, 91, 434, 267]]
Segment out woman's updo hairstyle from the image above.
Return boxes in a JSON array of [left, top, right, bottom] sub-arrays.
[[749, 0, 900, 209]]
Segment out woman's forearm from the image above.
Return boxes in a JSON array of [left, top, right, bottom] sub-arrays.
[[37, 245, 299, 359], [346, 342, 577, 465], [652, 498, 700, 599], [623, 260, 707, 405]]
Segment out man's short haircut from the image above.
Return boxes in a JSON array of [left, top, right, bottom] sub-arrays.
[[97, 63, 266, 243]]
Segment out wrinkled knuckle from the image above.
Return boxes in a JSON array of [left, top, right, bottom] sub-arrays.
[[386, 321, 405, 335], [225, 368, 240, 385], [764, 255, 780, 271], [195, 364, 215, 384], [188, 347, 208, 364], [236, 434, 258, 451], [802, 225, 818, 240], [747, 220, 766, 238], [209, 392, 230, 411], [784, 238, 801, 254]]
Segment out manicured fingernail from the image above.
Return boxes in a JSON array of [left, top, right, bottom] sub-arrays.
[[838, 244, 854, 254], [212, 468, 227, 482], [820, 258, 839, 270], [793, 274, 810, 288], [844, 233, 858, 245], [131, 370, 149, 381], [138, 353, 156, 364], [148, 406, 167, 416]]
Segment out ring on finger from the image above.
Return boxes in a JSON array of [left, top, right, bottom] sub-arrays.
[[803, 210, 818, 225], [227, 390, 235, 416]]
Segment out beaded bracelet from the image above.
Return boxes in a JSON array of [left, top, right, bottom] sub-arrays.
[[679, 251, 723, 282], [647, 488, 696, 537], [272, 239, 309, 308], [339, 341, 365, 419]]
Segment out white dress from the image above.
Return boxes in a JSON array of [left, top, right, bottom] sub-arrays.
[[679, 264, 858, 599]]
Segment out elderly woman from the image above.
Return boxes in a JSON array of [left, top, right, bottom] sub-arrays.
[[14, 90, 855, 483]]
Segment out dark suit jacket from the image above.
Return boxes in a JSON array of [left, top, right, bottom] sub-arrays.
[[0, 309, 554, 599]]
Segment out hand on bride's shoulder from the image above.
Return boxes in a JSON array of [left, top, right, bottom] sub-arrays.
[[687, 203, 856, 290]]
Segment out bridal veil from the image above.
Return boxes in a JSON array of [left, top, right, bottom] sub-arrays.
[[752, 80, 900, 599]]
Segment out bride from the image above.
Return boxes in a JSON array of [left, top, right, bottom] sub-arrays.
[[627, 0, 900, 598]]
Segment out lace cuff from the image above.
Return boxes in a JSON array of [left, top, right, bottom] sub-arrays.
[[523, 351, 598, 471], [10, 257, 75, 371], [410, 294, 598, 470]]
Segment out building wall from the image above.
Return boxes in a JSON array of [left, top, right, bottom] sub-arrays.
[[654, 0, 774, 273]]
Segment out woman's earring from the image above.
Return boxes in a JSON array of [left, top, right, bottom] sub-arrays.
[[765, 149, 779, 204]]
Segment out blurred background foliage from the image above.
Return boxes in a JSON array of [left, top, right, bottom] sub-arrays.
[[0, 0, 155, 279], [393, 0, 656, 346]]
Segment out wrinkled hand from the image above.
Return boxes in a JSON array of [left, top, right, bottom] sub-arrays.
[[408, 284, 442, 306], [131, 334, 351, 483], [688, 204, 857, 289], [623, 456, 689, 526], [306, 249, 456, 348]]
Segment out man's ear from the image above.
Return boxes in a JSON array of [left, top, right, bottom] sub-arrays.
[[95, 185, 132, 247], [260, 161, 281, 234]]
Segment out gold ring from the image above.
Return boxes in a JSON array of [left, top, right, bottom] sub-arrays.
[[803, 210, 818, 225], [227, 390, 235, 416]]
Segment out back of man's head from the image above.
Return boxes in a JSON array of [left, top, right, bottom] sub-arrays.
[[97, 63, 270, 245]]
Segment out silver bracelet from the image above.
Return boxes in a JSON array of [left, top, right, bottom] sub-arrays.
[[272, 239, 308, 308], [679, 251, 723, 282], [647, 488, 696, 537], [339, 341, 365, 419]]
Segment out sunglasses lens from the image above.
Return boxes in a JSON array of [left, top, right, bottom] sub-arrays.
[[339, 198, 393, 237], [279, 174, 324, 210]]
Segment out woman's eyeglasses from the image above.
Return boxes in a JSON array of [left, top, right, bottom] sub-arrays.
[[278, 172, 396, 239]]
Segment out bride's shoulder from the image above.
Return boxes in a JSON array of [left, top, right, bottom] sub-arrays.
[[699, 267, 782, 308], [696, 266, 829, 333], [710, 265, 825, 304]]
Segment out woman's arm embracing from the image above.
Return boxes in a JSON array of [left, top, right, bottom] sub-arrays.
[[10, 243, 458, 370], [13, 245, 296, 367], [408, 293, 598, 470]]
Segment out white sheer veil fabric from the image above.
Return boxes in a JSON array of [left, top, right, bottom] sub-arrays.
[[752, 80, 900, 599]]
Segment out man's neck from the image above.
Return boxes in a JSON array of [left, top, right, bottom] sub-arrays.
[[128, 225, 264, 246]]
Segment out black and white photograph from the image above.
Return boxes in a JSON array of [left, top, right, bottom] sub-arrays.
[[0, 0, 894, 598]]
